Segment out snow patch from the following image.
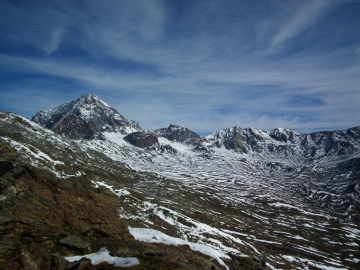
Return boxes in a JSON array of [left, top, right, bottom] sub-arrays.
[[129, 227, 230, 270], [92, 181, 130, 197], [65, 247, 139, 267]]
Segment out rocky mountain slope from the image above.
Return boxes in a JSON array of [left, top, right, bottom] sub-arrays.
[[32, 94, 142, 140], [204, 126, 360, 222], [1, 94, 360, 269], [30, 95, 360, 222], [206, 126, 360, 162], [0, 111, 266, 270]]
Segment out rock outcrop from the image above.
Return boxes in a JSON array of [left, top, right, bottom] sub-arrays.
[[154, 124, 204, 146], [124, 132, 159, 149]]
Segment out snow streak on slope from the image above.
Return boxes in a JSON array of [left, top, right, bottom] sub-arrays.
[[76, 131, 360, 269], [2, 110, 359, 269], [206, 126, 360, 165], [129, 228, 230, 270]]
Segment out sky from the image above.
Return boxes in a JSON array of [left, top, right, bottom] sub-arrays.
[[1, 0, 360, 135]]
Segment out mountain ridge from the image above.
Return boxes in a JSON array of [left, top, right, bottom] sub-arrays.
[[29, 94, 360, 168], [31, 94, 360, 158], [30, 95, 360, 221], [206, 125, 360, 162], [1, 102, 360, 269]]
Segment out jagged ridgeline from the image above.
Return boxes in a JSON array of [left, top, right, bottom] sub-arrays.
[[31, 94, 143, 140], [1, 94, 359, 269]]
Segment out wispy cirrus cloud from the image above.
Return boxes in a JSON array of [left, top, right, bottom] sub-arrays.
[[0, 0, 359, 134], [268, 0, 341, 52]]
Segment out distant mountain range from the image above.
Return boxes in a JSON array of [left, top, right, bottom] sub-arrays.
[[1, 94, 359, 269], [33, 94, 360, 163], [31, 94, 360, 221]]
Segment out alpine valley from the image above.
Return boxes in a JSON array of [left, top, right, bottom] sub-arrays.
[[1, 94, 359, 269]]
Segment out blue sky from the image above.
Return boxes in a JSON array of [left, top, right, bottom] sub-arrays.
[[1, 0, 359, 135]]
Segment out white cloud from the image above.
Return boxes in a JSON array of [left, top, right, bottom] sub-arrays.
[[0, 0, 359, 134], [43, 26, 66, 55], [269, 0, 341, 52], [356, 47, 360, 56]]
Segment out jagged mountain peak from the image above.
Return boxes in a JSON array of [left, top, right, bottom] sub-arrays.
[[153, 124, 203, 146], [206, 124, 360, 159], [31, 94, 143, 140], [79, 93, 107, 103], [73, 93, 112, 111], [168, 123, 188, 130], [268, 128, 300, 143], [301, 126, 360, 158], [206, 126, 268, 154]]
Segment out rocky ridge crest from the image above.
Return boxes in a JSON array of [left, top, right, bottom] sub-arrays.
[[154, 124, 205, 146], [206, 126, 360, 161]]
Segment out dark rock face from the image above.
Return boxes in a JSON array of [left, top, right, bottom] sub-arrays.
[[269, 128, 299, 143], [154, 124, 203, 146], [124, 132, 159, 148], [210, 127, 267, 154], [148, 143, 178, 154], [32, 94, 142, 140], [0, 160, 13, 177], [208, 126, 360, 160], [336, 157, 360, 174], [231, 127, 264, 153], [54, 118, 105, 140], [300, 127, 360, 158]]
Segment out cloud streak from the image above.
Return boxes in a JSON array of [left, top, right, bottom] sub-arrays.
[[269, 0, 338, 52], [0, 0, 359, 134]]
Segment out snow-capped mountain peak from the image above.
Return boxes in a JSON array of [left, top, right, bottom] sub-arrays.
[[31, 94, 143, 139]]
